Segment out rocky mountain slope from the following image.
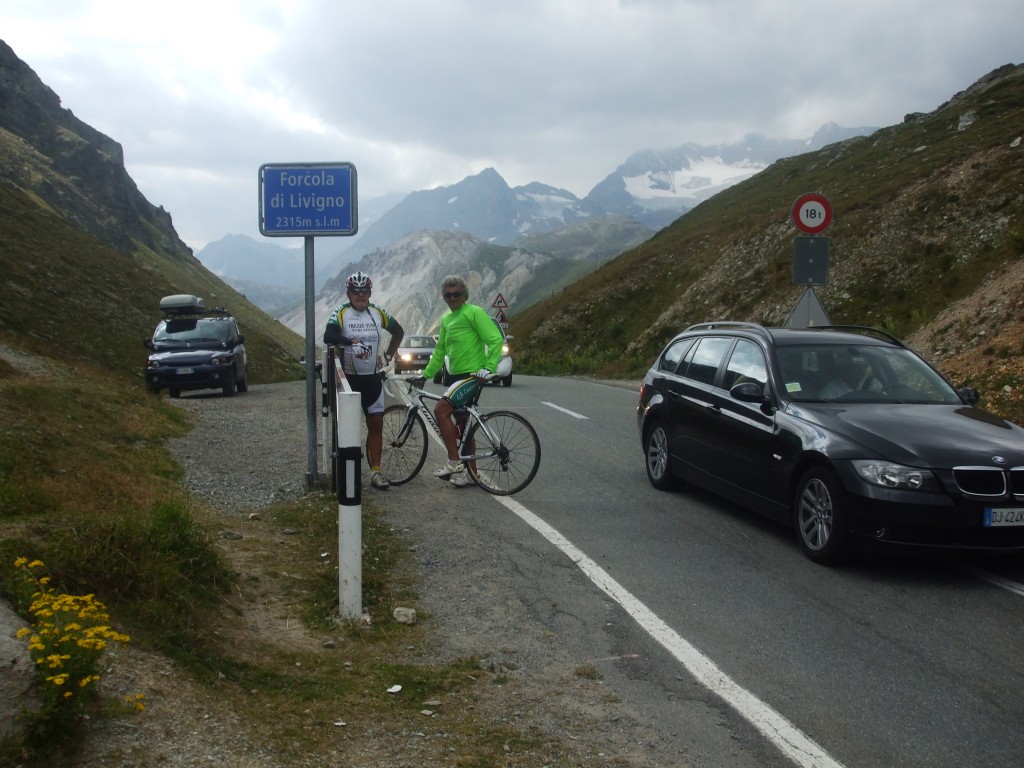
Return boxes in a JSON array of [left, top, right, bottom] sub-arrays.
[[278, 229, 556, 337], [0, 40, 304, 383]]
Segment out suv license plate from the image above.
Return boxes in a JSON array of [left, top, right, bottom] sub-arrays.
[[176, 367, 195, 375], [983, 507, 1024, 527]]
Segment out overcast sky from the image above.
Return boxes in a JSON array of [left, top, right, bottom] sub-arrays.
[[4, 0, 1020, 251]]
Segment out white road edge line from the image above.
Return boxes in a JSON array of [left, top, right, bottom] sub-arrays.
[[496, 495, 845, 768], [542, 401, 589, 419]]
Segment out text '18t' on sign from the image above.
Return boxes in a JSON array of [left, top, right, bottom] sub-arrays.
[[791, 192, 833, 235], [259, 162, 358, 237]]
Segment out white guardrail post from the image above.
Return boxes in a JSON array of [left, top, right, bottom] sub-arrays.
[[332, 353, 363, 620]]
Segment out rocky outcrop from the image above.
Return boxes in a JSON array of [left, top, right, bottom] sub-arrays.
[[0, 39, 191, 259], [0, 599, 38, 740]]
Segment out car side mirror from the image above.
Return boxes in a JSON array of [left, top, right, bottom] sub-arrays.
[[237, 335, 245, 345], [731, 382, 774, 414], [731, 381, 767, 403], [143, 338, 154, 350], [504, 334, 515, 341], [958, 386, 980, 406]]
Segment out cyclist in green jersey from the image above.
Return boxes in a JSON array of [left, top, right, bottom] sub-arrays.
[[418, 275, 504, 487]]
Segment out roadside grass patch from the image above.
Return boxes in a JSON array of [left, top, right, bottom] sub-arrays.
[[189, 493, 584, 765]]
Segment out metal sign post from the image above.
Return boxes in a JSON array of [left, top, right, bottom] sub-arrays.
[[259, 162, 358, 489], [259, 162, 366, 620]]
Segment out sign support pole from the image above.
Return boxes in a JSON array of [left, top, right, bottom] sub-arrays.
[[304, 236, 318, 489], [258, 161, 361, 611]]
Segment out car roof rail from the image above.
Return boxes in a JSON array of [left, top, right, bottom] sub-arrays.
[[804, 324, 906, 347], [683, 321, 772, 342]]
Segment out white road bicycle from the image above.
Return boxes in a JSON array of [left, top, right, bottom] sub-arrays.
[[378, 373, 541, 495]]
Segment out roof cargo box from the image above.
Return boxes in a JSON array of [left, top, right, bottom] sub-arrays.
[[160, 294, 205, 315]]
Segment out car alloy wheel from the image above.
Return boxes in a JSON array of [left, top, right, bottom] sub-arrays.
[[644, 421, 676, 490], [794, 467, 848, 565]]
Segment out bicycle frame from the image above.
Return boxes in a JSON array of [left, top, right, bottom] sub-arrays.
[[379, 373, 541, 494], [383, 375, 495, 463]]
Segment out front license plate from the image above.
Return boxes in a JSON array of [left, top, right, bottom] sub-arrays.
[[175, 367, 195, 375], [983, 507, 1024, 527]]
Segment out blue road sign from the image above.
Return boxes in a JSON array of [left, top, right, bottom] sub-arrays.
[[259, 162, 358, 237]]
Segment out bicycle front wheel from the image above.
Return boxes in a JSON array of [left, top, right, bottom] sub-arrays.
[[464, 410, 540, 495], [379, 405, 428, 486]]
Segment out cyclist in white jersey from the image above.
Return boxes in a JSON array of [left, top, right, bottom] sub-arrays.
[[323, 272, 405, 489]]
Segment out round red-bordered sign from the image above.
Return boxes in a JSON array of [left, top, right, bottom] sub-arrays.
[[791, 193, 833, 235]]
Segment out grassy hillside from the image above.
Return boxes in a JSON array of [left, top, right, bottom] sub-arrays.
[[512, 64, 1024, 421], [0, 101, 310, 746]]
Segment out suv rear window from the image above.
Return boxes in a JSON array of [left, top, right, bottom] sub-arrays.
[[659, 337, 695, 373], [682, 337, 732, 385]]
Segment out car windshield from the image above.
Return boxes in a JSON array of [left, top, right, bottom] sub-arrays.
[[154, 318, 233, 344], [774, 344, 962, 404], [402, 336, 435, 349]]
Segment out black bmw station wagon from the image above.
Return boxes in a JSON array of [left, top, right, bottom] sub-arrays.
[[637, 322, 1024, 564]]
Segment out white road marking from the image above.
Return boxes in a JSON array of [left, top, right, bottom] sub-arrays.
[[542, 401, 589, 419], [496, 495, 845, 768], [963, 566, 1024, 597]]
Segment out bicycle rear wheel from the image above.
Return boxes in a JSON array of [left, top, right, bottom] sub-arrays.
[[464, 410, 541, 495], [379, 405, 428, 485]]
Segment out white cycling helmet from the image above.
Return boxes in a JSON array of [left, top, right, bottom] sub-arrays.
[[347, 271, 372, 291]]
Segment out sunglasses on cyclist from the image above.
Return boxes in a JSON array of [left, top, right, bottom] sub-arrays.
[[443, 291, 464, 300], [348, 288, 370, 296]]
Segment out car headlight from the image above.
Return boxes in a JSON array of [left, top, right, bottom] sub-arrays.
[[210, 354, 233, 365], [400, 353, 412, 362], [850, 460, 936, 491], [501, 344, 509, 355]]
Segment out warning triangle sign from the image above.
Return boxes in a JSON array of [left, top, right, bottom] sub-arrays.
[[784, 287, 831, 328], [492, 293, 508, 309]]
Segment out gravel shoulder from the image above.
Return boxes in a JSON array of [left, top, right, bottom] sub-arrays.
[[70, 380, 688, 767]]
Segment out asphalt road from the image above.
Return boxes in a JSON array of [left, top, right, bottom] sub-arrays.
[[407, 374, 1024, 768]]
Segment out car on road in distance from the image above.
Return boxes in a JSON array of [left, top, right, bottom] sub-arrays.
[[394, 335, 436, 374], [144, 294, 248, 398], [493, 319, 513, 387], [636, 322, 1024, 564]]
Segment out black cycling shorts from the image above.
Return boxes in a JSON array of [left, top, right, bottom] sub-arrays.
[[346, 373, 385, 415]]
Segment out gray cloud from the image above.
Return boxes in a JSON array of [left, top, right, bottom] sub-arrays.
[[2, 0, 1019, 249]]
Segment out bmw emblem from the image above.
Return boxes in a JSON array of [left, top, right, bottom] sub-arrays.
[[993, 456, 1007, 465]]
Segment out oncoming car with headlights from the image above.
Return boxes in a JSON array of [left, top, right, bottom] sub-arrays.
[[394, 335, 436, 374], [637, 322, 1024, 564], [144, 295, 248, 398]]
